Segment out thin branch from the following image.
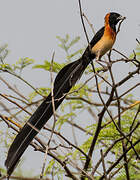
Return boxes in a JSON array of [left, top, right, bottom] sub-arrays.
[[114, 83, 140, 100], [108, 54, 130, 179], [0, 76, 28, 101], [2, 114, 79, 180], [43, 127, 88, 158], [112, 48, 129, 59], [40, 52, 56, 179], [78, 0, 90, 45], [92, 120, 140, 175], [0, 93, 32, 115], [81, 63, 115, 179], [100, 149, 107, 180], [2, 69, 44, 97], [0, 175, 50, 180], [83, 13, 96, 35], [136, 38, 140, 45], [99, 139, 140, 180]]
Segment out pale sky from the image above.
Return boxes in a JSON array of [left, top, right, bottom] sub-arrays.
[[0, 0, 139, 91], [0, 0, 139, 63], [0, 0, 140, 178]]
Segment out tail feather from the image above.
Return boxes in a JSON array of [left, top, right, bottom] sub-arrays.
[[5, 55, 94, 176]]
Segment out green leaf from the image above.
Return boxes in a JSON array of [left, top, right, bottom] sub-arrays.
[[0, 63, 13, 71], [28, 87, 50, 102], [33, 60, 65, 73], [129, 44, 140, 61], [67, 48, 84, 60], [67, 36, 80, 49], [56, 112, 76, 130], [15, 57, 35, 69]]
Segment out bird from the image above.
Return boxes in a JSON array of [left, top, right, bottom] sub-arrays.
[[5, 12, 125, 177]]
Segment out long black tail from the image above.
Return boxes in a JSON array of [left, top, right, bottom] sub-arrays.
[[5, 54, 95, 176]]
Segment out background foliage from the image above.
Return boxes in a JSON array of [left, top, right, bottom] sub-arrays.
[[0, 35, 140, 180]]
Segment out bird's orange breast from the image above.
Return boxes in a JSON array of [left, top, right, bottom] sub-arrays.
[[91, 24, 116, 58], [105, 24, 116, 41]]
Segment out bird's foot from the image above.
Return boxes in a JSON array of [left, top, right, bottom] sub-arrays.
[[96, 60, 112, 71]]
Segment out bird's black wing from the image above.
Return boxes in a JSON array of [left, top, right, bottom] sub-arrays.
[[90, 26, 105, 47], [83, 26, 105, 58]]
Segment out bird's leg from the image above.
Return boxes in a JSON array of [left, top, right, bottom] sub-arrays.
[[95, 52, 108, 70]]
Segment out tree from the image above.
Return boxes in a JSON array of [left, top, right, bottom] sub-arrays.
[[0, 33, 140, 180], [0, 4, 140, 179]]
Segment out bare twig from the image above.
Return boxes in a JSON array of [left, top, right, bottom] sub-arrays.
[[100, 149, 107, 180], [78, 0, 90, 45], [40, 52, 56, 179], [83, 13, 96, 35], [136, 38, 140, 45], [1, 69, 44, 97], [0, 93, 32, 115], [0, 76, 28, 101], [99, 139, 140, 180]]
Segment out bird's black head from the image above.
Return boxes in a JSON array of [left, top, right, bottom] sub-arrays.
[[109, 12, 125, 25], [105, 12, 125, 31]]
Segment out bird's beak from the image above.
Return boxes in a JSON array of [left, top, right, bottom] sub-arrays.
[[117, 15, 126, 21]]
